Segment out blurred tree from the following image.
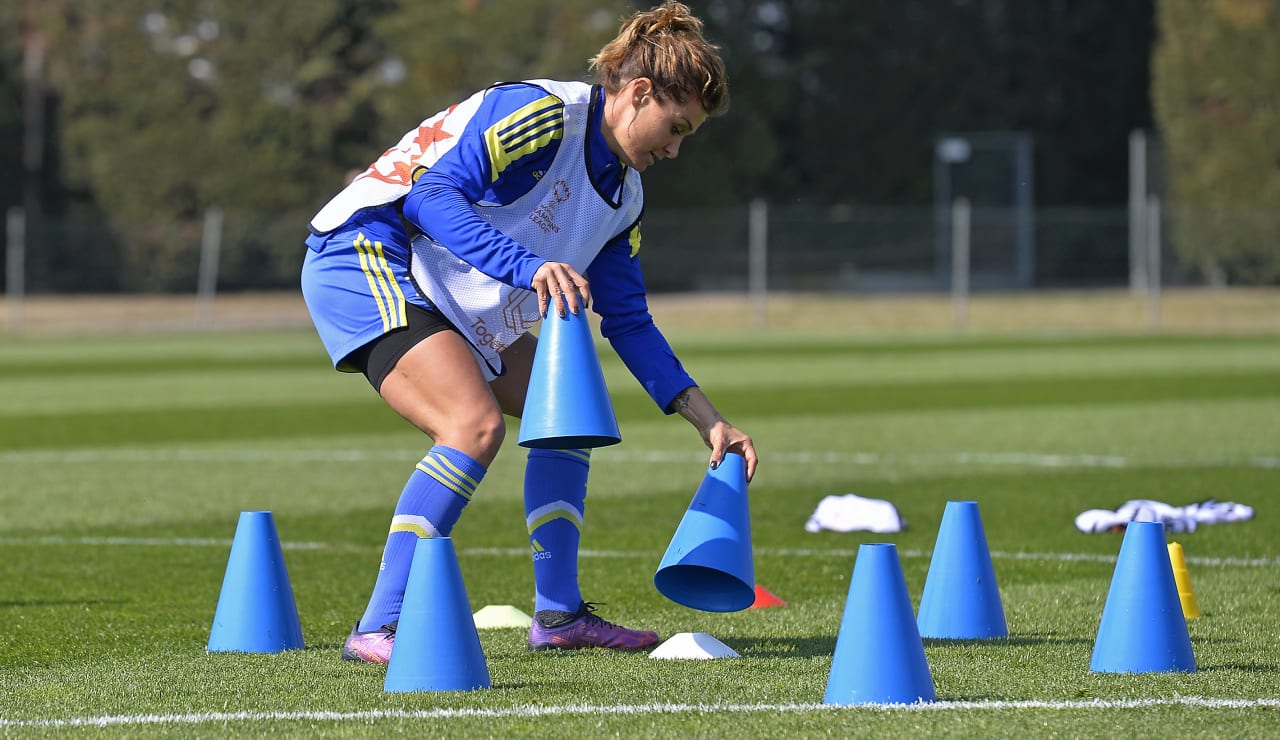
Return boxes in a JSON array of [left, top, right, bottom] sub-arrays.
[[0, 5, 23, 213], [375, 0, 631, 147], [650, 0, 1153, 208], [29, 0, 629, 291], [1153, 0, 1280, 284], [32, 0, 397, 290], [9, 0, 1169, 291]]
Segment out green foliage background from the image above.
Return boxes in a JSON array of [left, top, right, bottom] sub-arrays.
[[4, 1, 1277, 288], [1152, 0, 1280, 283]]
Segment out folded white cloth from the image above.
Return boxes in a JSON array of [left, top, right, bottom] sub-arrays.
[[805, 494, 906, 534], [1074, 498, 1254, 534]]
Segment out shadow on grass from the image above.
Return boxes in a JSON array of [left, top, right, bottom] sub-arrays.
[[725, 635, 838, 658], [0, 598, 127, 608], [1194, 661, 1280, 673], [922, 634, 1094, 648]]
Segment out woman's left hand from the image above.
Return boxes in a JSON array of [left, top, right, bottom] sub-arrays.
[[704, 419, 757, 482]]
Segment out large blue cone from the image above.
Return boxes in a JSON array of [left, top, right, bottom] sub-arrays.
[[1090, 521, 1196, 673], [385, 536, 491, 692], [917, 500, 1008, 639], [654, 453, 755, 612], [207, 511, 305, 653], [824, 543, 936, 705], [518, 309, 621, 449]]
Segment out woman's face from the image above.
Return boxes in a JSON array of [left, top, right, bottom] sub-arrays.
[[605, 78, 707, 173]]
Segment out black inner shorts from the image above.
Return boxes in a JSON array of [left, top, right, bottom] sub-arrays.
[[345, 303, 456, 392]]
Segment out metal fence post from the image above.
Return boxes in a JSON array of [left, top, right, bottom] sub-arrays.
[[1146, 195, 1161, 330], [748, 198, 768, 329], [951, 198, 971, 331], [6, 207, 24, 333], [1129, 130, 1148, 295], [197, 206, 224, 329]]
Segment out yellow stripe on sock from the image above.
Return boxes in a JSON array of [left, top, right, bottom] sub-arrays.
[[428, 453, 481, 491], [389, 514, 440, 538], [525, 501, 583, 534], [561, 448, 591, 464], [416, 460, 475, 500]]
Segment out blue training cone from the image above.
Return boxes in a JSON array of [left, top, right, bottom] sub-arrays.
[[518, 308, 621, 449], [207, 511, 305, 653], [825, 543, 936, 705], [654, 453, 755, 612], [1090, 520, 1196, 673], [385, 536, 491, 692], [917, 500, 1008, 639]]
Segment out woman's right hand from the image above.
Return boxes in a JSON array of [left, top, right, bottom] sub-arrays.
[[532, 262, 590, 317]]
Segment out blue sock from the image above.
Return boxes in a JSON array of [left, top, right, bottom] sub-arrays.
[[358, 445, 485, 632], [524, 448, 590, 615]]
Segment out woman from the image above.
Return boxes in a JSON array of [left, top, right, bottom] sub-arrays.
[[301, 1, 757, 663]]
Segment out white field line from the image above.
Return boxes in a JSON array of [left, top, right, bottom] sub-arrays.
[[0, 447, 1277, 469], [0, 536, 1276, 568], [3, 697, 1280, 729]]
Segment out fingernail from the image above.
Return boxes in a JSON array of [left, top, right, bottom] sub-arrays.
[[709, 460, 718, 469]]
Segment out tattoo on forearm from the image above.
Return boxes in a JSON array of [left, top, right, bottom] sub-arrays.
[[671, 390, 691, 414]]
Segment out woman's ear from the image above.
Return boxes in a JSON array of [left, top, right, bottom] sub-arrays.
[[629, 77, 654, 106]]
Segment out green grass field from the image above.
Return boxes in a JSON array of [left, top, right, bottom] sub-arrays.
[[1, 313, 1278, 736]]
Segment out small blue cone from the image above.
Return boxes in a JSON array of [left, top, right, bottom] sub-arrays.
[[654, 453, 755, 612], [1090, 520, 1196, 673], [207, 511, 304, 653], [385, 537, 491, 692], [825, 543, 936, 705], [518, 309, 621, 449], [917, 500, 1008, 639]]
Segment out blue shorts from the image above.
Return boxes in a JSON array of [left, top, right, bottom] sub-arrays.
[[300, 209, 429, 372]]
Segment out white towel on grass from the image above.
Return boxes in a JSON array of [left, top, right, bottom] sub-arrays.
[[1074, 498, 1254, 534], [805, 494, 906, 534]]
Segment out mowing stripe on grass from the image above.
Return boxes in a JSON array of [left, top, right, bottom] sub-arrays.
[[2, 447, 1277, 471], [2, 536, 1275, 568], [3, 697, 1279, 729], [3, 370, 1277, 449], [0, 334, 1265, 379]]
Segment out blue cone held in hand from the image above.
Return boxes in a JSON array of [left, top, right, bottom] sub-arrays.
[[917, 500, 1008, 639], [207, 511, 305, 653], [385, 536, 491, 693], [825, 543, 936, 706], [518, 308, 621, 449], [654, 453, 755, 612], [1090, 520, 1196, 673]]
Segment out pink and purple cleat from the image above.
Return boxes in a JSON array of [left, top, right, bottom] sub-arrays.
[[340, 602, 658, 662], [527, 603, 660, 652], [340, 621, 396, 664]]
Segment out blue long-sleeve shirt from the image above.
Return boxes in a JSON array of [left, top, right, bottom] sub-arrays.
[[312, 82, 695, 412]]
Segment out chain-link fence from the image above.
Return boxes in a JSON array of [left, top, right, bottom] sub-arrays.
[[1, 201, 1270, 302]]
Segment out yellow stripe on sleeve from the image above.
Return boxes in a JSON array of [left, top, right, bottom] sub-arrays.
[[484, 96, 565, 182]]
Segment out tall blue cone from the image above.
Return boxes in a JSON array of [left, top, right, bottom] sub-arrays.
[[385, 536, 491, 692], [518, 308, 621, 449], [654, 453, 755, 612], [825, 543, 936, 706], [1090, 520, 1196, 673], [207, 511, 304, 653], [917, 500, 1008, 639]]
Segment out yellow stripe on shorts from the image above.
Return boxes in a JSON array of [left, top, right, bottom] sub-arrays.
[[353, 234, 406, 332]]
